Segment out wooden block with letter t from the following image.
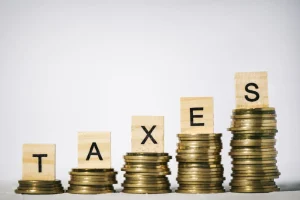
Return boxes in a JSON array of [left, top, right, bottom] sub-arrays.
[[131, 116, 164, 152], [22, 144, 55, 180], [78, 132, 111, 169], [180, 97, 214, 134], [235, 72, 269, 108]]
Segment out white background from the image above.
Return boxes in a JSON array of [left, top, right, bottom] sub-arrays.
[[0, 0, 300, 192]]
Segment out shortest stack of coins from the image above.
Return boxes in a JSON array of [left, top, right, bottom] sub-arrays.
[[176, 133, 225, 194], [121, 153, 172, 194], [15, 180, 64, 194], [67, 168, 118, 194], [228, 107, 280, 193]]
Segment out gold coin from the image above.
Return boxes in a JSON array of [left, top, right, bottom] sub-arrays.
[[71, 177, 116, 182], [178, 171, 223, 176], [123, 180, 169, 184], [68, 180, 117, 186], [15, 189, 64, 194], [126, 152, 169, 156], [230, 139, 276, 146], [69, 171, 118, 176], [232, 158, 277, 165], [122, 188, 171, 194], [72, 168, 114, 172], [121, 167, 170, 173], [177, 174, 224, 179], [67, 189, 115, 194], [232, 176, 279, 181], [177, 177, 225, 182], [122, 183, 170, 188], [124, 155, 171, 160], [123, 164, 169, 169], [177, 146, 222, 151], [124, 171, 171, 176], [178, 168, 223, 172], [176, 189, 225, 194], [178, 163, 223, 168], [231, 130, 278, 134], [230, 187, 279, 193], [18, 180, 62, 184], [176, 149, 221, 154], [231, 114, 276, 119]]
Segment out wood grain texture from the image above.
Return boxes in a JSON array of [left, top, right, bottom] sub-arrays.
[[78, 132, 111, 169], [180, 97, 214, 134], [131, 116, 164, 153], [22, 144, 55, 180], [235, 72, 269, 108]]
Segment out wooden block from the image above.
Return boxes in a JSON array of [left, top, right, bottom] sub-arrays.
[[22, 144, 55, 180], [180, 97, 214, 133], [78, 132, 111, 169], [131, 116, 164, 152], [235, 72, 269, 108]]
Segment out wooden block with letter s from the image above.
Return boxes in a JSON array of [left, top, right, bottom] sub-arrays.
[[235, 71, 269, 108]]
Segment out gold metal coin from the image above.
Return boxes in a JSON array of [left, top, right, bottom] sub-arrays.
[[176, 189, 225, 194], [122, 188, 171, 194], [69, 171, 117, 176]]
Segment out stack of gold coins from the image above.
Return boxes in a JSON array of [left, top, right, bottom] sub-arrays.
[[121, 152, 172, 194], [176, 134, 225, 193], [228, 107, 280, 193], [67, 168, 117, 194], [15, 180, 64, 194]]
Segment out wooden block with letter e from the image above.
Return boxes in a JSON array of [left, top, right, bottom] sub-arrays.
[[22, 144, 55, 180], [235, 71, 269, 108], [78, 132, 111, 168], [131, 116, 164, 152], [180, 97, 214, 134]]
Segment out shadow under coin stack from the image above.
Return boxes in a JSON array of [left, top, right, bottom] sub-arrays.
[[176, 134, 225, 193], [67, 168, 118, 194], [228, 107, 280, 193], [121, 153, 172, 194], [15, 180, 64, 194]]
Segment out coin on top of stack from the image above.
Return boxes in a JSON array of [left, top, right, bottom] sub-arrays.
[[15, 180, 64, 194], [67, 168, 117, 194], [121, 152, 172, 194], [228, 107, 280, 193], [176, 133, 225, 194]]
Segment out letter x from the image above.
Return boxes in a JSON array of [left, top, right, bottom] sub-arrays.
[[141, 125, 157, 144]]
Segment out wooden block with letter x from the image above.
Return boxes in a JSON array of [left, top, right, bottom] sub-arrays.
[[22, 144, 55, 180], [180, 97, 214, 134], [235, 72, 269, 108], [131, 116, 164, 152], [78, 132, 111, 169]]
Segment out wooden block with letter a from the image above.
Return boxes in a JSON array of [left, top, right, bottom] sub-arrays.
[[131, 116, 164, 152], [235, 71, 269, 108], [180, 97, 214, 134], [78, 132, 111, 169], [22, 144, 55, 180]]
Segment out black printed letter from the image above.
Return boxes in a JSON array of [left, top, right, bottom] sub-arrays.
[[245, 83, 260, 102], [141, 125, 157, 144], [32, 154, 48, 173], [190, 107, 204, 126], [86, 142, 103, 161]]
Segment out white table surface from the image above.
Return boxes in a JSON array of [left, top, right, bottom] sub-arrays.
[[1, 181, 300, 200]]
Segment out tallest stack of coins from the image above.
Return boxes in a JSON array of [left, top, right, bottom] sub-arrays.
[[228, 107, 280, 193]]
